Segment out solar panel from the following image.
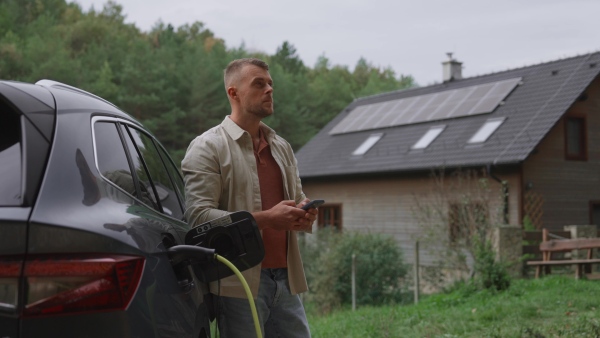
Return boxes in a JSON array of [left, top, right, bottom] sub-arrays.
[[424, 90, 456, 122], [359, 101, 394, 131], [372, 100, 404, 129], [389, 96, 425, 126], [329, 77, 521, 135]]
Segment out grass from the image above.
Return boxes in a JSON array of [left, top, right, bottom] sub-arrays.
[[306, 276, 600, 337]]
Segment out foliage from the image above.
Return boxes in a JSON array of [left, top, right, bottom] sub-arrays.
[[300, 229, 408, 314], [306, 276, 600, 337], [521, 215, 537, 264], [522, 215, 535, 231], [0, 0, 416, 163], [300, 229, 343, 314], [472, 237, 511, 291], [411, 169, 513, 290]]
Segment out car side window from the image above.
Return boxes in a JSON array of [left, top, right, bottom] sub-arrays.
[[121, 125, 184, 220], [156, 145, 185, 207], [94, 122, 138, 197]]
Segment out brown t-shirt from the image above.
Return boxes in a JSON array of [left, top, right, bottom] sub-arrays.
[[254, 131, 287, 268]]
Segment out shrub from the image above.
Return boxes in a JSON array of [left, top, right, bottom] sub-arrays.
[[472, 236, 511, 291], [300, 229, 408, 313], [300, 228, 343, 313]]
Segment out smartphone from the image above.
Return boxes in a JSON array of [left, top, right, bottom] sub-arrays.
[[301, 199, 325, 211]]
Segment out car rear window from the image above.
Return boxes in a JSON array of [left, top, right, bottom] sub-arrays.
[[0, 101, 22, 206]]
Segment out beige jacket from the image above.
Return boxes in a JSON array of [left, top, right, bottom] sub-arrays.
[[182, 116, 309, 299]]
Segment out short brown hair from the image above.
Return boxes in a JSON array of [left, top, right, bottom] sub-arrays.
[[224, 58, 269, 89]]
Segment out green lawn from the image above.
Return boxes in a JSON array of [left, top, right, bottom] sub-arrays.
[[306, 276, 600, 337]]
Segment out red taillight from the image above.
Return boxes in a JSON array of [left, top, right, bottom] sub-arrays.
[[20, 254, 144, 317]]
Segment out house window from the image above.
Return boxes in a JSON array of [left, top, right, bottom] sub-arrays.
[[448, 202, 488, 244], [352, 133, 383, 156], [590, 202, 600, 226], [412, 125, 445, 150], [318, 205, 342, 231], [565, 116, 587, 161], [468, 117, 505, 144]]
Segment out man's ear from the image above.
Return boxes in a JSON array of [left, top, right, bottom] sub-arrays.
[[227, 86, 238, 100]]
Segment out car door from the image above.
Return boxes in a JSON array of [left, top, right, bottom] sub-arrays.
[[94, 118, 210, 337]]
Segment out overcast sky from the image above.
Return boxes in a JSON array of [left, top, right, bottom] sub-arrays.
[[71, 0, 600, 86]]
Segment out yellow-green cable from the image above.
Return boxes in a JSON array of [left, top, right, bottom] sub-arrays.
[[215, 254, 262, 338]]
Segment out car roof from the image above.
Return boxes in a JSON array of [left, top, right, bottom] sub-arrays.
[[0, 79, 141, 126]]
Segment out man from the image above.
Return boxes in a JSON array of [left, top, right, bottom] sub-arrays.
[[182, 58, 316, 338]]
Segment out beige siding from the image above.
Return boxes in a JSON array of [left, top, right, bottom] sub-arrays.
[[523, 76, 600, 229]]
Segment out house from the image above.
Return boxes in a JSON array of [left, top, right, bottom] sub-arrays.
[[295, 52, 600, 265]]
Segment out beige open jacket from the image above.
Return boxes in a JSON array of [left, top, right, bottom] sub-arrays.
[[182, 116, 309, 299]]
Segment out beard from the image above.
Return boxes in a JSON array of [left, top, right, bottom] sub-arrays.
[[247, 101, 274, 119]]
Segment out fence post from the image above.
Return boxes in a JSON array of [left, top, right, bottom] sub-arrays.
[[414, 241, 419, 304], [352, 253, 356, 311]]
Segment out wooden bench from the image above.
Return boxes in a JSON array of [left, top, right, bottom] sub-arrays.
[[526, 229, 600, 279], [522, 229, 570, 262]]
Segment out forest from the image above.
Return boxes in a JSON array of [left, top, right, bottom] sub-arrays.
[[0, 0, 416, 162]]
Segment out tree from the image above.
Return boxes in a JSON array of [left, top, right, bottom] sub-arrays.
[[0, 0, 417, 162], [271, 41, 305, 74], [263, 62, 314, 149]]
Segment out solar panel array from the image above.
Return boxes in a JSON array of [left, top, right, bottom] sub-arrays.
[[329, 77, 521, 135]]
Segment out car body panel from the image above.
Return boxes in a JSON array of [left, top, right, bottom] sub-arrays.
[[0, 80, 210, 338], [0, 210, 29, 254]]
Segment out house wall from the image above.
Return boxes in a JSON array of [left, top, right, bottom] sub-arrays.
[[522, 76, 600, 229], [301, 169, 521, 266]]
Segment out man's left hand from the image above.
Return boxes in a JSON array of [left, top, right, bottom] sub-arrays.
[[296, 199, 318, 231]]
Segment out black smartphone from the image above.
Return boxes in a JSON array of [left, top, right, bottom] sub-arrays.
[[301, 199, 325, 210]]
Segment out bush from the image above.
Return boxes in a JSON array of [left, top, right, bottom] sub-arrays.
[[300, 229, 408, 313], [472, 236, 511, 291]]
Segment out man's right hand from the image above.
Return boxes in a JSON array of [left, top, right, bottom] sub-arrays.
[[252, 200, 310, 231]]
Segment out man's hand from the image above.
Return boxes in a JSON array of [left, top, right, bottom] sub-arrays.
[[253, 199, 317, 231], [296, 198, 318, 231]]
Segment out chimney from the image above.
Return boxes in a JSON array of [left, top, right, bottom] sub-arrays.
[[442, 53, 462, 82]]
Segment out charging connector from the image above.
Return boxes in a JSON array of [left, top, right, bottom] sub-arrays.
[[167, 245, 262, 338], [168, 245, 216, 265]]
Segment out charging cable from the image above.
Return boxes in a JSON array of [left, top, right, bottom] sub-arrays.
[[215, 254, 262, 338], [167, 246, 262, 338]]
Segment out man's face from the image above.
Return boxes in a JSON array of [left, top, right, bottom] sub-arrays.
[[236, 65, 274, 118]]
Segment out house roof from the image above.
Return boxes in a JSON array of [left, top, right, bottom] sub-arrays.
[[296, 52, 600, 179]]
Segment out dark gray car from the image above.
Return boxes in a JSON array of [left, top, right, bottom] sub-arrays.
[[0, 80, 211, 337]]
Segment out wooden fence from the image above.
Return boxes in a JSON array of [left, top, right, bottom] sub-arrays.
[[522, 229, 600, 276]]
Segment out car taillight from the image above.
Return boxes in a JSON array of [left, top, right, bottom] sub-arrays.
[[0, 254, 144, 317]]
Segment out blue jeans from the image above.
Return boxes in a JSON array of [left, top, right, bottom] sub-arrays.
[[217, 268, 311, 338]]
